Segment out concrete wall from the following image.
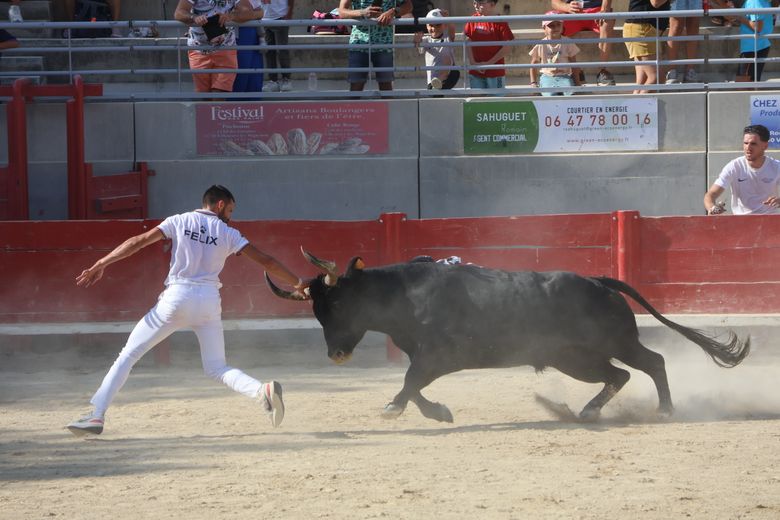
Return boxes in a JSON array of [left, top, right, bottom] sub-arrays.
[[2, 90, 776, 220]]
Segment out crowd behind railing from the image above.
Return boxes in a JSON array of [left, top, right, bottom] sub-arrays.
[[0, 0, 779, 99]]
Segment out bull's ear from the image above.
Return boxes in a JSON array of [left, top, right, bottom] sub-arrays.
[[345, 256, 365, 276]]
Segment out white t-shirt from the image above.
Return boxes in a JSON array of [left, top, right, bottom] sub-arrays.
[[255, 0, 288, 21], [528, 38, 579, 77], [157, 209, 249, 288], [421, 34, 456, 83], [715, 156, 780, 215]]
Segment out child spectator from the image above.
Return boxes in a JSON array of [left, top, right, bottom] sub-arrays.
[[731, 0, 774, 81], [529, 15, 582, 95], [464, 0, 515, 90], [414, 8, 460, 90], [550, 0, 616, 86]]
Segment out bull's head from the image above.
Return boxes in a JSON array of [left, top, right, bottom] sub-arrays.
[[266, 248, 368, 365]]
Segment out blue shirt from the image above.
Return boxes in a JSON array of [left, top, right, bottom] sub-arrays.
[[740, 0, 773, 54]]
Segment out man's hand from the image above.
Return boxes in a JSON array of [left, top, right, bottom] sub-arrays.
[[192, 14, 208, 25], [76, 265, 105, 288], [762, 196, 780, 208], [708, 201, 726, 215], [376, 8, 395, 26]]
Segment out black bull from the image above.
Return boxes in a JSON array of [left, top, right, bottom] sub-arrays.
[[267, 253, 751, 422]]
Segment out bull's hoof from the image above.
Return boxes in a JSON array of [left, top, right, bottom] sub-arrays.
[[578, 408, 601, 423], [435, 403, 454, 423], [381, 403, 405, 419], [657, 405, 675, 420]]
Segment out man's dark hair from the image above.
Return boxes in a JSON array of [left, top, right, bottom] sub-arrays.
[[202, 184, 235, 206], [743, 124, 770, 143]]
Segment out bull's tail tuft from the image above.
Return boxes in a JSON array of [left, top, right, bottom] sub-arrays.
[[594, 276, 751, 368]]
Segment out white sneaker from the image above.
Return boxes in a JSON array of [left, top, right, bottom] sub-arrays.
[[280, 78, 292, 92], [684, 69, 699, 83], [8, 4, 23, 22], [66, 412, 104, 436], [262, 80, 280, 92], [665, 69, 681, 85], [430, 77, 443, 89], [259, 381, 285, 428]]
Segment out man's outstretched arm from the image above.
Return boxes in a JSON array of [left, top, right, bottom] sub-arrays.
[[76, 228, 166, 287], [240, 244, 304, 289]]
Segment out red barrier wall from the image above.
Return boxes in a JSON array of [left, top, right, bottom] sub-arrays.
[[2, 212, 780, 324]]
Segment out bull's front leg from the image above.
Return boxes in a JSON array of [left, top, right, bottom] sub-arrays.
[[381, 354, 455, 423]]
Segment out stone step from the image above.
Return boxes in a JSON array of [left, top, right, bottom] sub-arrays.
[[0, 55, 43, 84]]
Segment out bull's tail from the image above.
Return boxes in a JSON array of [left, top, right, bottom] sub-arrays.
[[594, 276, 751, 368]]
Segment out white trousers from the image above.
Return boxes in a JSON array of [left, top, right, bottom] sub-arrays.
[[90, 284, 263, 416]]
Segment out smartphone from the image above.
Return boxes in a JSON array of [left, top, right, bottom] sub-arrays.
[[202, 14, 228, 41]]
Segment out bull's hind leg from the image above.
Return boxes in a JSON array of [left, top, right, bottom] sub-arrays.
[[617, 341, 674, 416], [555, 353, 631, 421]]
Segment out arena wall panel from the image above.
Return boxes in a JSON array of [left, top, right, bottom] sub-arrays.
[[3, 212, 780, 326]]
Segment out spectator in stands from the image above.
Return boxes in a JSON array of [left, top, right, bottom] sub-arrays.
[[550, 0, 616, 86], [464, 0, 515, 90], [623, 0, 670, 94], [665, 0, 703, 84], [338, 0, 412, 92], [529, 15, 582, 95], [399, 0, 436, 34], [233, 0, 264, 94], [260, 0, 294, 92], [8, 0, 22, 22], [0, 28, 19, 50], [413, 8, 460, 90], [66, 184, 305, 436], [704, 124, 780, 215], [732, 0, 774, 81], [62, 0, 123, 37], [175, 0, 260, 94]]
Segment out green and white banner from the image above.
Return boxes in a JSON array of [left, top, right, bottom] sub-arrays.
[[463, 98, 658, 154]]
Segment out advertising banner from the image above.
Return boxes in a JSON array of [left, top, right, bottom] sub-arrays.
[[750, 95, 780, 148], [196, 102, 389, 156], [463, 98, 658, 154]]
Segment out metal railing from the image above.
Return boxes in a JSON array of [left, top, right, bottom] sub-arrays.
[[0, 7, 778, 100]]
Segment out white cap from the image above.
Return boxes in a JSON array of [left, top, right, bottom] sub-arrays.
[[427, 8, 444, 18]]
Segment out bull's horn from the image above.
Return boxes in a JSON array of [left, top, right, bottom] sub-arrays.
[[301, 247, 338, 287], [265, 273, 310, 301]]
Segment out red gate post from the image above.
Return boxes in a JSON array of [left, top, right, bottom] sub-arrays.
[[67, 76, 88, 219], [611, 210, 642, 298], [379, 212, 407, 362], [2, 78, 31, 220]]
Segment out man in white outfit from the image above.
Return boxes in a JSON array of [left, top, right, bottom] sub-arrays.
[[704, 125, 780, 215], [67, 185, 305, 436]]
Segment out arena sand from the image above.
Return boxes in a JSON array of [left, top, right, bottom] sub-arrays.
[[1, 335, 779, 520]]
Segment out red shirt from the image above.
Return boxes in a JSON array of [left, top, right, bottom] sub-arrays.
[[463, 15, 515, 77]]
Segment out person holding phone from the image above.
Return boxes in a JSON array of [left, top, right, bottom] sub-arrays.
[[175, 0, 261, 93], [338, 0, 413, 91]]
